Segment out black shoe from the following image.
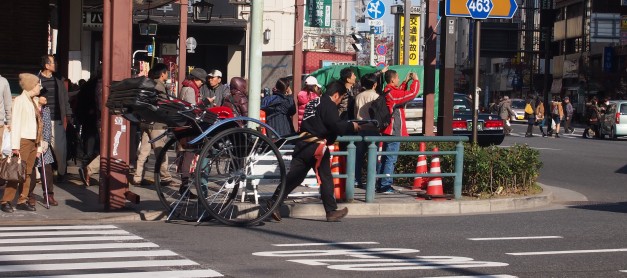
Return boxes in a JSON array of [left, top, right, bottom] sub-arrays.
[[555, 133, 560, 138], [16, 202, 36, 211], [55, 174, 66, 183], [326, 207, 348, 222], [266, 199, 281, 222], [1, 203, 13, 213]]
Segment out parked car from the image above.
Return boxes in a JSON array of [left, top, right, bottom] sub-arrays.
[[598, 100, 627, 139], [405, 97, 424, 134], [510, 98, 527, 122], [404, 94, 505, 146]]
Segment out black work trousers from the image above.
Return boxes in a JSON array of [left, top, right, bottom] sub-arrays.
[[273, 141, 337, 213]]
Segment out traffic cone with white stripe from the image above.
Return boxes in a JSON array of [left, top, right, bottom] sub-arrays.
[[417, 147, 453, 200], [412, 142, 428, 191], [425, 147, 444, 196]]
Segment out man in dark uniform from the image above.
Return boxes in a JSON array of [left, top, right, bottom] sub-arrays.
[[268, 81, 360, 222]]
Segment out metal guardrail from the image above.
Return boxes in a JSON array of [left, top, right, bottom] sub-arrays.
[[334, 136, 468, 203]]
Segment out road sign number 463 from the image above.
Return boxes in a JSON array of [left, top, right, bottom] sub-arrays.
[[466, 0, 493, 19]]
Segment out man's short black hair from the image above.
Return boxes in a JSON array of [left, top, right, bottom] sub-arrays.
[[360, 73, 377, 89], [325, 81, 348, 98], [40, 55, 55, 70], [148, 63, 168, 80], [384, 70, 397, 84], [339, 67, 354, 83]]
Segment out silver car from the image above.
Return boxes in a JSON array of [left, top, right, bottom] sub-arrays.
[[598, 100, 627, 139], [510, 98, 527, 122]]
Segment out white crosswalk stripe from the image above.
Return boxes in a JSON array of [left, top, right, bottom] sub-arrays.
[[0, 225, 223, 277]]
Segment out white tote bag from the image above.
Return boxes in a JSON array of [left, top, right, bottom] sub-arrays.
[[1, 130, 10, 156]]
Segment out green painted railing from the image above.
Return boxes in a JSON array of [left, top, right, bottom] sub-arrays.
[[334, 136, 467, 203]]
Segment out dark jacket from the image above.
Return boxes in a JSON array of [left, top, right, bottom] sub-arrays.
[[38, 73, 73, 119], [223, 77, 248, 117], [263, 93, 296, 137], [300, 94, 355, 145]]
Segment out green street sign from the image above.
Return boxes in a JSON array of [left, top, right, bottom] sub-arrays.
[[305, 0, 332, 28]]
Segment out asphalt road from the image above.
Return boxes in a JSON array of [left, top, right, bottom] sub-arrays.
[[506, 122, 627, 203]]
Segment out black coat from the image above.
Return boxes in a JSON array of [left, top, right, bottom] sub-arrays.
[[263, 93, 296, 137]]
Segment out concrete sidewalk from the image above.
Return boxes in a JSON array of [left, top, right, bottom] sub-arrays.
[[0, 164, 561, 225]]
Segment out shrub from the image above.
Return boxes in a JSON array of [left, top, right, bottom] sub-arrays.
[[395, 142, 542, 197]]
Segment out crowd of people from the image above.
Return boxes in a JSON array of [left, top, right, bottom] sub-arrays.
[[0, 57, 425, 222]]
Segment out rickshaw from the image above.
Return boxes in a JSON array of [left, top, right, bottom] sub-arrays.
[[106, 77, 287, 226]]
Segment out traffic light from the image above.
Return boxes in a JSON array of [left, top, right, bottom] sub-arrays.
[[351, 33, 363, 52]]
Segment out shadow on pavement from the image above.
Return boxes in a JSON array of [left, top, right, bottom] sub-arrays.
[[565, 201, 627, 214]]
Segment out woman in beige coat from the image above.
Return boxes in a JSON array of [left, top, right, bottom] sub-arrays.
[[550, 97, 565, 138], [0, 73, 42, 213]]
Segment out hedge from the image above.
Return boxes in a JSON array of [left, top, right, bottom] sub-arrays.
[[393, 142, 543, 197]]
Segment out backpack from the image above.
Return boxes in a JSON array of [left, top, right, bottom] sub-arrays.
[[368, 90, 392, 131], [524, 103, 533, 114], [261, 94, 280, 110]]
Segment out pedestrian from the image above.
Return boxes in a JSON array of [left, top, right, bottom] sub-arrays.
[[550, 96, 564, 138], [200, 69, 228, 107], [261, 77, 296, 137], [0, 74, 12, 159], [498, 96, 515, 135], [377, 70, 420, 194], [338, 67, 357, 120], [30, 94, 57, 206], [297, 76, 321, 129], [131, 64, 177, 186], [37, 55, 73, 182], [223, 77, 248, 117], [76, 74, 101, 187], [563, 96, 574, 134], [267, 81, 359, 222], [179, 67, 206, 105], [524, 94, 538, 137], [535, 99, 547, 137], [583, 96, 600, 138], [1, 73, 42, 213], [353, 73, 381, 188]]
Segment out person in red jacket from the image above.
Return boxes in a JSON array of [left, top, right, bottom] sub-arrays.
[[377, 70, 420, 193]]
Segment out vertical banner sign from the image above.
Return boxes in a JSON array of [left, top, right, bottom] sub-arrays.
[[398, 15, 420, 65], [603, 47, 613, 72], [305, 0, 332, 28]]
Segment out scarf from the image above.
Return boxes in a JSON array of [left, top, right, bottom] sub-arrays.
[[181, 79, 201, 104]]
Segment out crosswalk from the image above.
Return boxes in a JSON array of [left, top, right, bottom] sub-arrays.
[[0, 225, 223, 277]]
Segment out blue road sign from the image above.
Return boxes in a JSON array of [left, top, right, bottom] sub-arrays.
[[366, 0, 385, 20], [370, 26, 382, 34], [466, 0, 493, 19]]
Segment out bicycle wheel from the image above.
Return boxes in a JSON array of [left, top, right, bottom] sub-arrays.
[[154, 137, 204, 221], [195, 128, 286, 226]]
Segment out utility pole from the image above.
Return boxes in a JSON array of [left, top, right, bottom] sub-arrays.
[[422, 0, 438, 136], [472, 20, 481, 144], [403, 0, 410, 65], [247, 0, 263, 127], [292, 0, 304, 130]]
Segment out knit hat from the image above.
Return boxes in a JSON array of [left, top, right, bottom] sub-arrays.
[[19, 73, 40, 91]]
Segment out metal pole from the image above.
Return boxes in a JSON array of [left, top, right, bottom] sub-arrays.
[[292, 0, 304, 130], [345, 140, 357, 202], [403, 0, 410, 65], [178, 0, 188, 96], [454, 141, 464, 199], [472, 19, 481, 144], [370, 33, 375, 66], [365, 140, 377, 203], [248, 0, 263, 126]]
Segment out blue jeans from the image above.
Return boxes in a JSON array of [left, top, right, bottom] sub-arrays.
[[377, 141, 400, 190]]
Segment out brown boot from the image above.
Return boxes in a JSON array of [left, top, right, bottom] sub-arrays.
[[28, 194, 36, 207], [326, 207, 348, 222], [46, 193, 58, 206]]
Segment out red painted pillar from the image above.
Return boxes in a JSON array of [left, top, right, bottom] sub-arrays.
[[100, 0, 136, 210]]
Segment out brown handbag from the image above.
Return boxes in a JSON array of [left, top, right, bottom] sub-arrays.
[[0, 154, 26, 183]]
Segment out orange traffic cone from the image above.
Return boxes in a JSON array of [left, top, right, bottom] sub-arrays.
[[329, 145, 343, 200], [259, 110, 267, 135], [413, 143, 428, 190], [425, 147, 444, 196]]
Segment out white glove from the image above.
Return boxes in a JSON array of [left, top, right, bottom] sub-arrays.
[[41, 141, 49, 153]]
